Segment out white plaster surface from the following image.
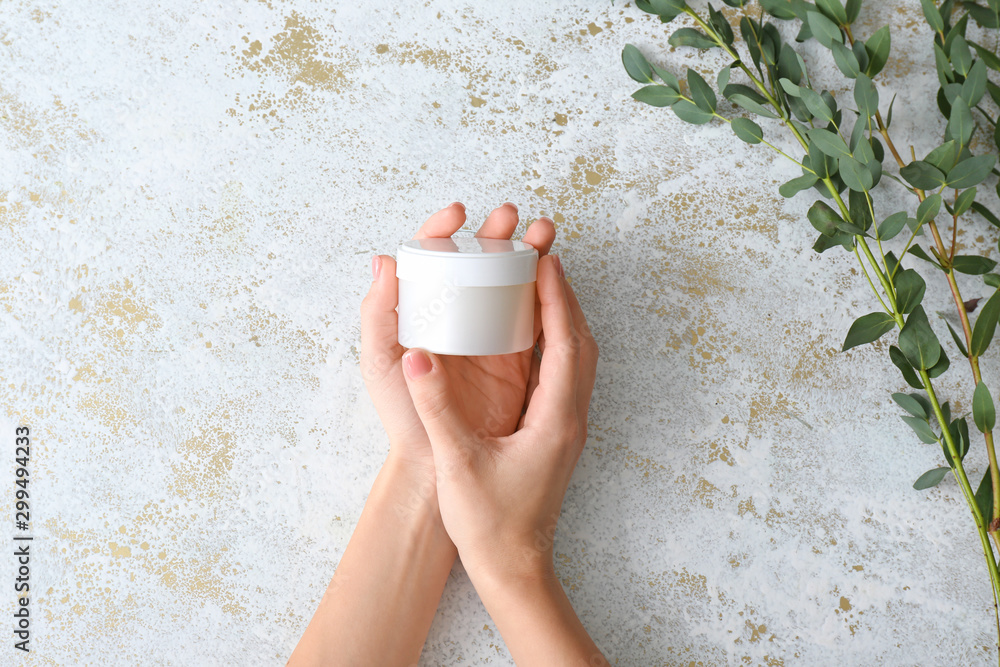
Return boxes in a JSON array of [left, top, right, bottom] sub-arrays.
[[2, 0, 999, 664]]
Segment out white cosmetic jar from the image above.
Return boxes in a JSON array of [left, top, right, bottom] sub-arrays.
[[396, 236, 539, 356]]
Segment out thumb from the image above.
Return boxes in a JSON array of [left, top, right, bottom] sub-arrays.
[[402, 348, 474, 450]]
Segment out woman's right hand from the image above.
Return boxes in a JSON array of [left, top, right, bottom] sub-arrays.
[[400, 253, 599, 585]]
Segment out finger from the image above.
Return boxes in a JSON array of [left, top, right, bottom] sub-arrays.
[[522, 255, 580, 430], [402, 348, 476, 455], [522, 216, 556, 256], [413, 203, 467, 239], [563, 277, 599, 419], [360, 255, 403, 383], [520, 345, 542, 417], [475, 202, 519, 239]]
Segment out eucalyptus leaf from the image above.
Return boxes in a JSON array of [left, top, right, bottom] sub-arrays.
[[971, 288, 1000, 356], [865, 25, 891, 77], [899, 305, 942, 370], [687, 69, 717, 112], [632, 85, 680, 107], [890, 345, 925, 389], [913, 467, 950, 489], [946, 155, 997, 189], [893, 392, 929, 419], [976, 468, 995, 527], [731, 117, 763, 144], [807, 11, 843, 48], [808, 200, 843, 236], [900, 161, 947, 190], [952, 255, 998, 275], [961, 59, 988, 107], [972, 202, 1000, 228], [623, 45, 654, 83], [672, 99, 714, 124], [974, 381, 997, 433], [947, 97, 974, 146], [954, 187, 977, 216], [669, 27, 717, 50], [895, 269, 927, 314], [808, 128, 852, 158], [902, 417, 940, 445], [943, 317, 970, 357], [917, 194, 942, 226], [842, 311, 897, 351], [854, 74, 879, 118], [779, 173, 818, 198], [878, 211, 908, 240], [951, 34, 973, 76], [831, 42, 861, 78], [919, 0, 944, 32], [840, 155, 873, 191]]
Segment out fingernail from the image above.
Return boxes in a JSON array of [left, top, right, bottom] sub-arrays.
[[403, 349, 432, 379], [451, 201, 466, 211], [371, 255, 382, 281], [503, 202, 518, 213], [554, 254, 564, 278]]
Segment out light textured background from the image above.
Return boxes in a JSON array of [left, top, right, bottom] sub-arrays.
[[3, 0, 1000, 665]]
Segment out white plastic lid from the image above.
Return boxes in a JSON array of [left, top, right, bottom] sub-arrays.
[[396, 236, 538, 287]]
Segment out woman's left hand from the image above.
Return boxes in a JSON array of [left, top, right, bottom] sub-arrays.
[[360, 202, 556, 480]]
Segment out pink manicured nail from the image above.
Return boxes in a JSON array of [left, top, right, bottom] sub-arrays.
[[503, 202, 518, 213], [371, 255, 382, 280], [451, 201, 466, 211], [403, 349, 432, 378]]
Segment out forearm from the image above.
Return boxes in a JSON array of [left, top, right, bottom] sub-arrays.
[[288, 453, 457, 666], [472, 568, 608, 667]]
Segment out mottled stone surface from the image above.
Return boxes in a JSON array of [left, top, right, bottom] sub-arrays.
[[2, 0, 999, 664]]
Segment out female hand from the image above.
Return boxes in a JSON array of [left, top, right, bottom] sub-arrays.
[[400, 253, 599, 584], [360, 202, 556, 481]]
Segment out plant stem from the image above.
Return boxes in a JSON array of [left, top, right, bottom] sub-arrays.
[[921, 369, 1000, 653]]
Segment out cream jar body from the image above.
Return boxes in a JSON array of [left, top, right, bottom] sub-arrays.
[[396, 236, 538, 356]]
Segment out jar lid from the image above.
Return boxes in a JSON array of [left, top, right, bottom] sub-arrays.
[[396, 236, 538, 287]]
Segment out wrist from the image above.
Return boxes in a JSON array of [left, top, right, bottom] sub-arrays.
[[379, 450, 447, 534]]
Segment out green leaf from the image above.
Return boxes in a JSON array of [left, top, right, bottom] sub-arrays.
[[622, 45, 654, 83], [972, 202, 1000, 228], [940, 315, 970, 357], [976, 468, 995, 527], [914, 467, 950, 489], [816, 0, 848, 23], [839, 155, 873, 191], [842, 311, 896, 351], [908, 245, 944, 270], [669, 27, 716, 50], [899, 305, 941, 370], [920, 0, 944, 32], [686, 69, 717, 113], [651, 64, 680, 90], [808, 200, 843, 236], [947, 96, 974, 146], [831, 42, 861, 78], [800, 87, 835, 123], [974, 381, 997, 432], [631, 85, 680, 107], [865, 26, 891, 77], [813, 230, 855, 253], [946, 155, 997, 189], [987, 274, 1000, 288], [760, 0, 800, 19], [961, 59, 988, 107], [954, 187, 977, 216], [952, 255, 998, 275], [717, 65, 731, 92], [877, 211, 908, 240], [900, 161, 947, 190], [917, 193, 942, 226], [807, 11, 843, 48], [895, 269, 926, 314], [808, 128, 851, 158], [951, 34, 973, 76], [927, 346, 950, 378], [890, 344, 925, 389], [950, 416, 970, 460], [707, 5, 735, 45], [672, 99, 714, 124], [779, 173, 818, 198], [845, 0, 862, 22], [902, 416, 939, 444], [968, 3, 1000, 28], [647, 0, 687, 16], [971, 288, 1000, 356], [853, 74, 879, 118], [730, 117, 763, 144], [970, 40, 1000, 72], [893, 392, 929, 419], [925, 140, 959, 173], [723, 84, 780, 118]]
